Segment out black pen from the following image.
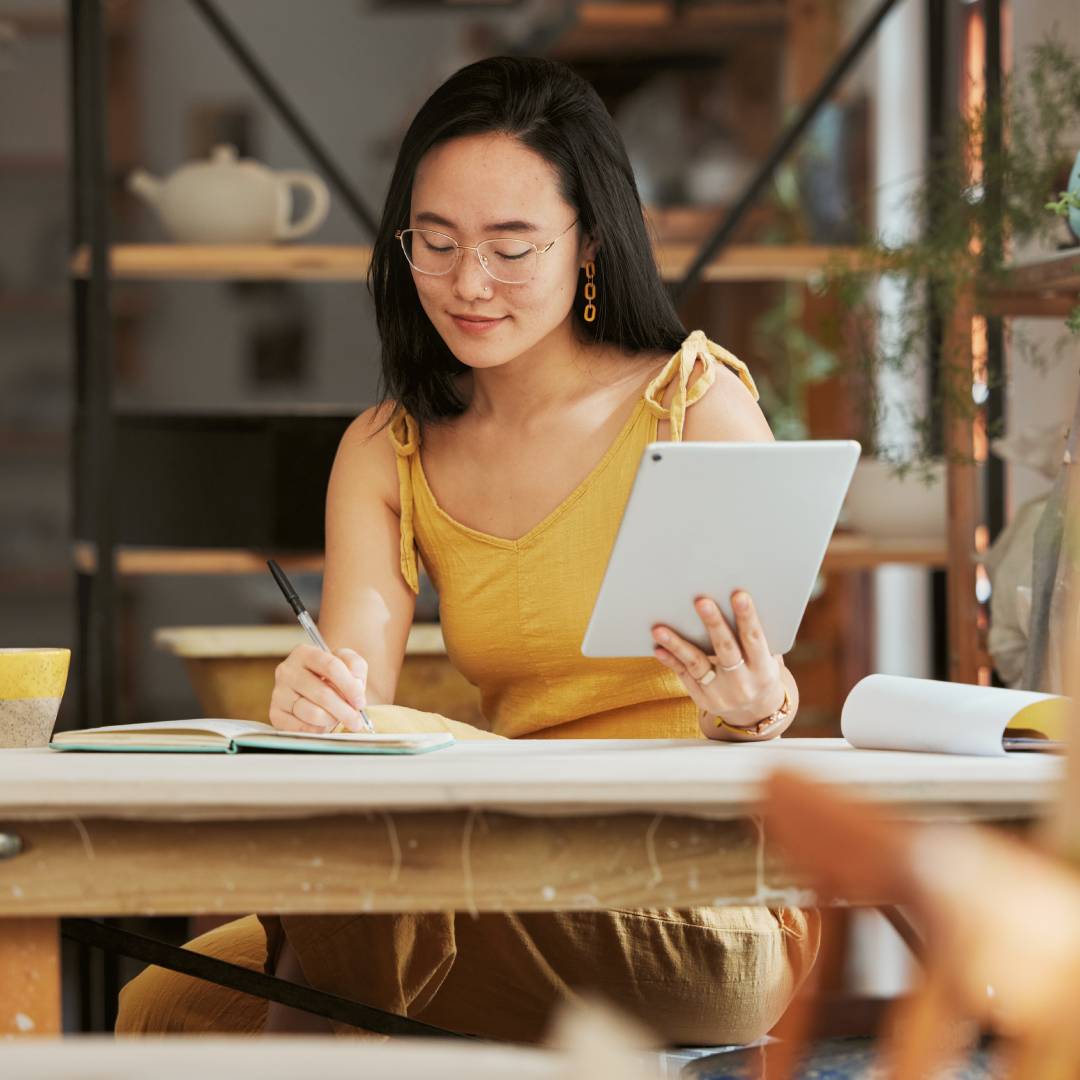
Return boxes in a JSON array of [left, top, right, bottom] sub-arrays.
[[266, 559, 375, 733]]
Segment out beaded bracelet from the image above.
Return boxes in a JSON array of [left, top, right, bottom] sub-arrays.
[[708, 687, 791, 738]]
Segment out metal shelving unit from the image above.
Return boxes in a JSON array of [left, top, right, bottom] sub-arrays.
[[69, 0, 965, 750], [68, 0, 385, 738], [62, 0, 1018, 1038]]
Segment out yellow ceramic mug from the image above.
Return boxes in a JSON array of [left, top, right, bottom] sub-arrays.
[[0, 647, 71, 748]]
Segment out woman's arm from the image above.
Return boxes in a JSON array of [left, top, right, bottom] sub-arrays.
[[317, 404, 418, 707], [680, 360, 774, 445], [652, 361, 800, 740]]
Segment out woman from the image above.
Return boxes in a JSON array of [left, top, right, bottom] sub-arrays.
[[117, 55, 818, 1045]]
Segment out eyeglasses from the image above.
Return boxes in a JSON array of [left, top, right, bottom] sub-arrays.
[[394, 219, 578, 285]]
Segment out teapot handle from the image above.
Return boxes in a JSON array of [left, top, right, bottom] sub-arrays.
[[276, 172, 330, 241]]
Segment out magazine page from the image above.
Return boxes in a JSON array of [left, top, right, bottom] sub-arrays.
[[841, 674, 1066, 757]]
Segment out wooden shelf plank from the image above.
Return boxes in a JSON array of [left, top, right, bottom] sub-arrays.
[[822, 533, 947, 571], [586, 1, 786, 25], [551, 1, 787, 57], [153, 622, 447, 658], [981, 250, 1080, 316], [72, 534, 946, 577], [0, 429, 68, 455], [0, 567, 72, 595], [995, 249, 1080, 292], [980, 290, 1078, 319], [69, 245, 374, 282], [657, 243, 857, 283], [2, 12, 65, 35], [72, 543, 324, 577], [70, 243, 857, 285], [0, 155, 66, 174], [2, 9, 136, 36]]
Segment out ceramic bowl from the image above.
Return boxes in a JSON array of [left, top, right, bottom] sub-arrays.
[[0, 647, 71, 748]]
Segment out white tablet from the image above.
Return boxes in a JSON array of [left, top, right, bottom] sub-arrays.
[[581, 440, 861, 658]]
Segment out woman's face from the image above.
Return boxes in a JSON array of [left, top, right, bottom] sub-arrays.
[[407, 132, 594, 369]]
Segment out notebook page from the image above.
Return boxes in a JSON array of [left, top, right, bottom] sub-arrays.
[[254, 729, 451, 745], [52, 718, 271, 740]]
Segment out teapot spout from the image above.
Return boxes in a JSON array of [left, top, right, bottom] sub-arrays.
[[127, 169, 162, 206]]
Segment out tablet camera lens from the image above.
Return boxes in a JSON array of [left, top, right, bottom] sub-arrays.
[[651, 453, 662, 462]]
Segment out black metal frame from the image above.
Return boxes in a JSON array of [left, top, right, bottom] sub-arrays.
[[982, 0, 1006, 542], [923, 0, 1007, 681], [188, 0, 380, 238], [671, 0, 904, 305], [61, 918, 469, 1038], [69, 0, 119, 1031], [71, 0, 116, 738], [66, 0, 978, 1037]]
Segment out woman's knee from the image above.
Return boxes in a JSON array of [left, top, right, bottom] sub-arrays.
[[115, 915, 270, 1036], [117, 962, 268, 1035], [646, 907, 822, 1047], [724, 907, 822, 1044]]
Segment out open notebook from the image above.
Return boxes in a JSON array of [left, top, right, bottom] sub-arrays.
[[49, 718, 454, 755], [842, 675, 1071, 756]]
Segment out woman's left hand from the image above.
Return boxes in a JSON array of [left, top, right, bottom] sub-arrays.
[[651, 590, 786, 728]]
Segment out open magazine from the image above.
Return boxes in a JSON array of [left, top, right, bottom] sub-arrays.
[[841, 675, 1071, 756]]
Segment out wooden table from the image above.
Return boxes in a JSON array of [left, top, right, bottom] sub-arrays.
[[0, 1033, 720, 1078], [0, 738, 1062, 1038], [0, 1036, 613, 1079]]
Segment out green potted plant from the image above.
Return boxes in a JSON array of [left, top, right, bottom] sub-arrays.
[[822, 40, 1080, 471]]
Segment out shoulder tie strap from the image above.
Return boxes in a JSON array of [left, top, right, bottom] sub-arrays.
[[644, 329, 759, 442], [387, 408, 421, 595]]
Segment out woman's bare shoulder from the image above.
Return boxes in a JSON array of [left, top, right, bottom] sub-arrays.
[[343, 400, 399, 441], [682, 361, 773, 442], [331, 402, 403, 511]]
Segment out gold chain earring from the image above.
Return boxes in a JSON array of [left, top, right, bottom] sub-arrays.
[[583, 260, 597, 323]]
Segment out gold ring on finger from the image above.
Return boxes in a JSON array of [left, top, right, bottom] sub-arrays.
[[719, 657, 746, 673], [696, 667, 717, 687]]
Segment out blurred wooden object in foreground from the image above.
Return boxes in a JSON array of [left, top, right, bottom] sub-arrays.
[[761, 769, 1080, 1078]]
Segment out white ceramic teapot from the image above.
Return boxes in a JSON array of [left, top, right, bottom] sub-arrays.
[[127, 144, 330, 243]]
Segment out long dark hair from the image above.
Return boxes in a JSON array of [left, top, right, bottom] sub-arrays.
[[368, 55, 687, 425]]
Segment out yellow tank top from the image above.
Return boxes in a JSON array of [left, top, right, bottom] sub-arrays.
[[388, 330, 758, 740]]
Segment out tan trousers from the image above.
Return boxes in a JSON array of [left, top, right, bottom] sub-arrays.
[[116, 904, 818, 1045]]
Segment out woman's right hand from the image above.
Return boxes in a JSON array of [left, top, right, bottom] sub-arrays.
[[269, 644, 368, 733]]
